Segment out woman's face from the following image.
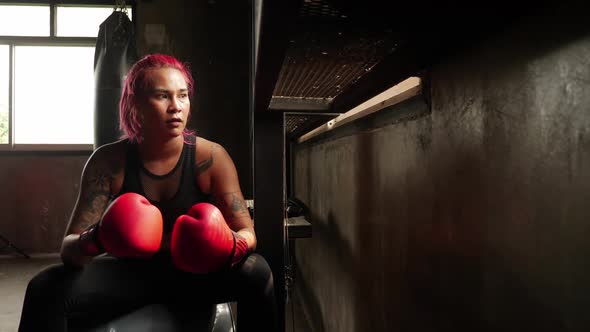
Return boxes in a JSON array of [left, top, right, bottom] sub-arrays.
[[138, 67, 190, 141]]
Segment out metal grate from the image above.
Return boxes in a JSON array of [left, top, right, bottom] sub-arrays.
[[272, 0, 400, 140], [300, 0, 342, 19], [286, 114, 313, 134], [274, 28, 396, 99], [285, 113, 339, 138]]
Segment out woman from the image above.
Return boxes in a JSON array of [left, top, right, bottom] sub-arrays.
[[18, 54, 276, 332]]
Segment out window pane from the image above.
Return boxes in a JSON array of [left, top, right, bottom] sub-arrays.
[[0, 45, 8, 144], [14, 46, 95, 144], [0, 5, 50, 36], [57, 6, 132, 37]]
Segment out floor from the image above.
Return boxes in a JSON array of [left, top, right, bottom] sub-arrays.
[[0, 254, 61, 332], [0, 253, 310, 332]]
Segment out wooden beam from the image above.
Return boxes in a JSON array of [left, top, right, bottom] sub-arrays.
[[330, 43, 423, 115], [299, 77, 421, 143]]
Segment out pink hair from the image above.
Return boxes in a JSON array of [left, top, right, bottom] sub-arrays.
[[119, 53, 195, 143]]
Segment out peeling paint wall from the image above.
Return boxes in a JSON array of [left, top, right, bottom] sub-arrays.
[[292, 6, 590, 332], [0, 154, 88, 253]]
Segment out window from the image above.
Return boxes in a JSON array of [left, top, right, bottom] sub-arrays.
[[0, 5, 50, 36], [0, 2, 132, 150], [0, 45, 8, 144]]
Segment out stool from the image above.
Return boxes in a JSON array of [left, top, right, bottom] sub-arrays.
[[69, 302, 235, 332]]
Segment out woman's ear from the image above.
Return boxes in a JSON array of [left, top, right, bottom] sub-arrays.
[[131, 95, 144, 122], [136, 108, 144, 125]]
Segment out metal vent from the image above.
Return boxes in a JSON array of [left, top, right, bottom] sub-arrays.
[[286, 114, 313, 134], [300, 0, 342, 18], [274, 29, 395, 99], [285, 113, 339, 138]]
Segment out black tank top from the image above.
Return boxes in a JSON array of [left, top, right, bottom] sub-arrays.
[[117, 137, 212, 233]]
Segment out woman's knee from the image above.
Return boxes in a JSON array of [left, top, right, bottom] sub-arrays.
[[238, 253, 274, 295], [25, 263, 73, 298]]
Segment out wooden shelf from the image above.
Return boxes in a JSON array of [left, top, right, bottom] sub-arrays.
[[286, 216, 312, 239]]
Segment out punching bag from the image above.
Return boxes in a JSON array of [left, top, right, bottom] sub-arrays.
[[93, 10, 138, 149]]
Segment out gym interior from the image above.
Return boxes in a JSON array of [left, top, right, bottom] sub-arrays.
[[1, 0, 589, 331]]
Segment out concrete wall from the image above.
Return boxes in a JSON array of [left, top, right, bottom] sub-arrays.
[[0, 0, 251, 254], [291, 6, 590, 332]]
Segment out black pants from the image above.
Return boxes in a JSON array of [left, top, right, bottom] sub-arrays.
[[18, 253, 277, 332]]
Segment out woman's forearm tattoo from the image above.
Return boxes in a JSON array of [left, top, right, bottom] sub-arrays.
[[215, 192, 249, 223], [73, 166, 113, 232], [230, 193, 248, 214]]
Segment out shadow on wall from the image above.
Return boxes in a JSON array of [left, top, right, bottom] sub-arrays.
[[293, 208, 356, 331], [346, 124, 568, 331], [292, 257, 327, 332]]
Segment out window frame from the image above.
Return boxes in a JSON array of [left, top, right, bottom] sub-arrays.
[[0, 0, 136, 152]]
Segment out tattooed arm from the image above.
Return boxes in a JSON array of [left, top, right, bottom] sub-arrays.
[[60, 144, 121, 267], [205, 144, 257, 251]]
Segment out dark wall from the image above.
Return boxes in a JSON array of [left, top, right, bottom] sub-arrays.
[[291, 6, 590, 332], [137, 0, 252, 197]]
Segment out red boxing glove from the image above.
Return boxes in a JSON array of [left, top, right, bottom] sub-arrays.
[[79, 193, 163, 258], [171, 203, 249, 274]]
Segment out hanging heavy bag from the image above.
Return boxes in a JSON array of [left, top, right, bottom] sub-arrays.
[[93, 10, 138, 149]]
